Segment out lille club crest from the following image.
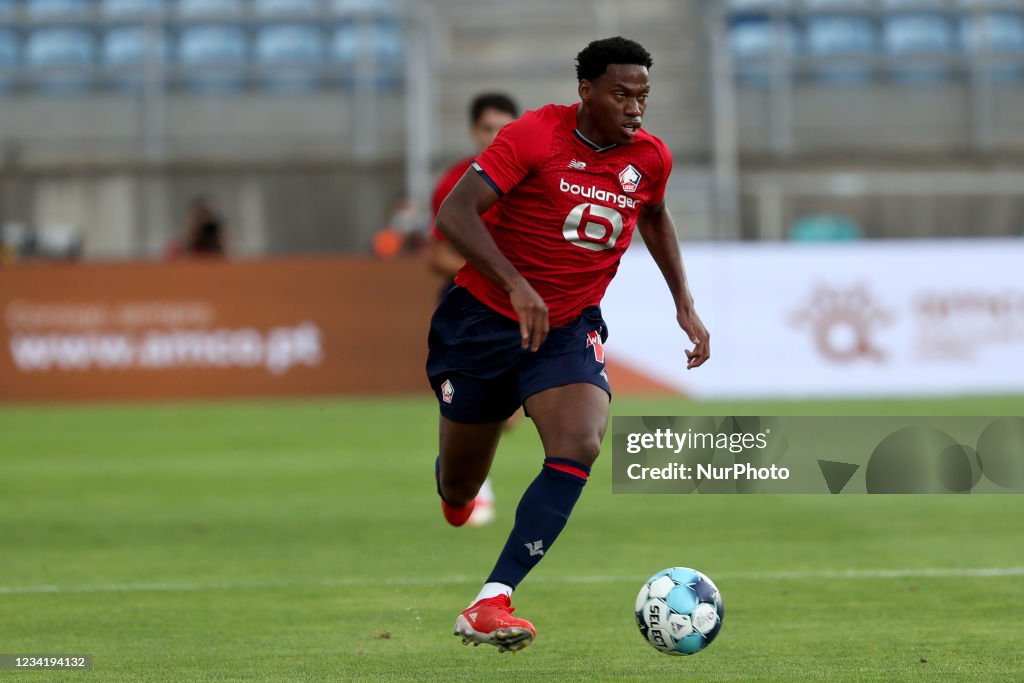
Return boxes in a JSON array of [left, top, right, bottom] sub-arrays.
[[618, 165, 641, 193], [441, 379, 454, 403]]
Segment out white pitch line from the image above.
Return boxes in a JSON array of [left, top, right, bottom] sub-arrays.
[[1, 567, 1022, 596]]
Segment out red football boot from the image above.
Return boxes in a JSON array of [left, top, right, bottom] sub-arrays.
[[440, 497, 476, 527], [453, 595, 536, 652]]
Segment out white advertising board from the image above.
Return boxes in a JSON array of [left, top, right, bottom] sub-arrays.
[[603, 239, 1024, 398]]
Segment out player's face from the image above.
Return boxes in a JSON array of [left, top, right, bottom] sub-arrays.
[[471, 108, 516, 153], [580, 64, 650, 146]]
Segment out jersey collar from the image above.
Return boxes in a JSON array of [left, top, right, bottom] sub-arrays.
[[573, 128, 618, 153]]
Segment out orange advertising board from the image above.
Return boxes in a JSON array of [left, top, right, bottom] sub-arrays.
[[0, 257, 439, 402]]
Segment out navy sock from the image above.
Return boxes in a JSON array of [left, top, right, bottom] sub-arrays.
[[486, 457, 590, 589]]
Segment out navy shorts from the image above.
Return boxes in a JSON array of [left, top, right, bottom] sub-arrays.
[[426, 286, 612, 424]]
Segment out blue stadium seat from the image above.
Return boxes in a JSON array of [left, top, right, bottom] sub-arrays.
[[0, 29, 16, 93], [25, 27, 95, 93], [883, 14, 955, 83], [727, 0, 790, 10], [255, 0, 318, 17], [805, 16, 877, 84], [332, 0, 401, 19], [0, 0, 14, 16], [882, 0, 946, 8], [331, 20, 403, 89], [102, 0, 162, 18], [27, 0, 89, 19], [255, 24, 323, 91], [729, 16, 798, 86], [178, 25, 247, 91], [960, 12, 1024, 81], [803, 0, 871, 9], [103, 27, 168, 91], [178, 0, 242, 18]]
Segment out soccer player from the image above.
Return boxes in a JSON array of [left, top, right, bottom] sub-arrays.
[[425, 93, 519, 526], [427, 37, 710, 652]]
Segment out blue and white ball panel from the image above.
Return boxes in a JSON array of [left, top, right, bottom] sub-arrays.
[[669, 567, 700, 585], [646, 575, 676, 600], [666, 585, 698, 615], [676, 632, 707, 655]]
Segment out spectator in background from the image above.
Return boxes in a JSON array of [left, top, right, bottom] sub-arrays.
[[425, 92, 519, 291], [166, 196, 226, 260], [425, 92, 520, 527]]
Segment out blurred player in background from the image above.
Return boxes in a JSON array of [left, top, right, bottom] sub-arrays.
[[165, 195, 226, 260], [425, 92, 519, 527], [428, 37, 710, 651]]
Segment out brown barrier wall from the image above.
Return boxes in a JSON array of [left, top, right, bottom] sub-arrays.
[[0, 257, 440, 402]]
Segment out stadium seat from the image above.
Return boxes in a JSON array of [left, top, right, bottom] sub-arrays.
[[103, 27, 168, 91], [27, 0, 89, 19], [254, 0, 318, 18], [727, 0, 789, 9], [177, 0, 242, 19], [25, 27, 95, 93], [102, 0, 162, 18], [960, 12, 1024, 81], [803, 0, 872, 10], [883, 14, 955, 83], [0, 29, 16, 93], [729, 16, 797, 86], [882, 0, 946, 8], [805, 16, 877, 84], [331, 20, 403, 90], [255, 24, 323, 91], [0, 0, 14, 16], [178, 25, 247, 91], [332, 0, 402, 17]]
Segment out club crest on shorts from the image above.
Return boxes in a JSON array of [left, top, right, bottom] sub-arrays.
[[441, 379, 454, 403], [586, 330, 605, 363], [618, 164, 641, 193]]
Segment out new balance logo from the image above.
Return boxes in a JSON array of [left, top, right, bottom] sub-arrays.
[[568, 159, 587, 170], [525, 540, 545, 557]]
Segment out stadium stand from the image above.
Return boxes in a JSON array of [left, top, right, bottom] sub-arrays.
[[25, 27, 95, 93], [0, 28, 14, 93], [255, 23, 323, 91], [101, 0, 161, 18], [178, 24, 247, 91], [882, 13, 956, 83], [255, 0, 319, 18], [177, 0, 242, 19], [103, 26, 168, 91], [805, 15, 877, 83], [27, 0, 89, 20]]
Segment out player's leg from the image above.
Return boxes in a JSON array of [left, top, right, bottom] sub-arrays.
[[454, 310, 611, 652], [436, 416, 504, 527], [454, 384, 607, 651]]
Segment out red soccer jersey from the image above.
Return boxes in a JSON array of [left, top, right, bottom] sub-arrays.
[[430, 156, 474, 242], [454, 103, 672, 327]]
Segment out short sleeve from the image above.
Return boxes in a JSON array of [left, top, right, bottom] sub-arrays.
[[649, 140, 673, 206], [473, 109, 551, 196]]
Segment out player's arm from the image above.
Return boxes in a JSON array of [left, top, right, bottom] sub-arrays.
[[436, 170, 549, 351], [637, 201, 710, 369]]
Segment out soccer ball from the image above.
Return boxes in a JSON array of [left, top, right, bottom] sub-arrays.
[[634, 567, 724, 655]]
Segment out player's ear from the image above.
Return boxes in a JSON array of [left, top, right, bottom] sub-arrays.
[[578, 79, 592, 104]]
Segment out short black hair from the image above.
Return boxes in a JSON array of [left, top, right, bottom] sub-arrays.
[[575, 36, 653, 81], [469, 92, 519, 126]]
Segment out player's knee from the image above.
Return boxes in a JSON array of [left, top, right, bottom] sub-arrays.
[[547, 432, 603, 467]]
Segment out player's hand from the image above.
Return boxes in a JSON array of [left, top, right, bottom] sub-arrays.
[[677, 307, 710, 369], [509, 279, 549, 351]]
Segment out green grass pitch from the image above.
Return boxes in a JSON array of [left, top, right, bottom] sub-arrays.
[[2, 395, 1023, 681]]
